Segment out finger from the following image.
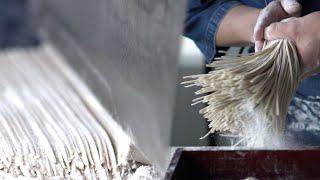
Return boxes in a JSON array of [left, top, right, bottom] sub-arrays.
[[280, 0, 301, 16], [253, 7, 275, 41], [253, 1, 287, 41], [253, 23, 264, 41], [254, 40, 264, 52], [264, 22, 291, 41]]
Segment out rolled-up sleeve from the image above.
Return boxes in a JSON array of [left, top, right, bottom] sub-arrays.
[[184, 0, 242, 63]]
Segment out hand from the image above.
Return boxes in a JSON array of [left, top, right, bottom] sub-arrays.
[[264, 12, 320, 74], [254, 0, 301, 52]]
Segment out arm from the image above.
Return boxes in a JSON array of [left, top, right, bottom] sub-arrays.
[[184, 0, 300, 63], [216, 5, 259, 46], [216, 0, 301, 48], [184, 0, 252, 63]]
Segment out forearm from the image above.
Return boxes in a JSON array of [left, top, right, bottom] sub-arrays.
[[216, 5, 260, 47]]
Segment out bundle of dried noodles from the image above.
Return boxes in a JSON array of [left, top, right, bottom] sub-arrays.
[[182, 39, 301, 146], [0, 44, 154, 179]]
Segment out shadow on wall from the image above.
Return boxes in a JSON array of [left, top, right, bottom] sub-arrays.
[[171, 37, 209, 146], [0, 0, 39, 48]]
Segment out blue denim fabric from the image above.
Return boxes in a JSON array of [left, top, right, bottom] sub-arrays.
[[286, 93, 320, 145], [185, 0, 320, 145], [185, 0, 241, 64]]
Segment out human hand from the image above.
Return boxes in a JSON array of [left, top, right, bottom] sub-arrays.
[[264, 12, 320, 75], [254, 0, 301, 52]]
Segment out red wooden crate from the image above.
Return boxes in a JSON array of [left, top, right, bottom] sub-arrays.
[[166, 147, 320, 180]]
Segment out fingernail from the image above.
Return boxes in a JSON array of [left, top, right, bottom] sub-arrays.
[[284, 0, 299, 7], [264, 27, 270, 39], [255, 41, 263, 52], [283, 0, 301, 15], [255, 43, 259, 52], [253, 34, 259, 42]]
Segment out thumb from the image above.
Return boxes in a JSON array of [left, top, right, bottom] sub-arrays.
[[264, 22, 292, 41], [281, 0, 301, 17]]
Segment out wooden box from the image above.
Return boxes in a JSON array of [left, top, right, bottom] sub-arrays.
[[166, 147, 320, 179]]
